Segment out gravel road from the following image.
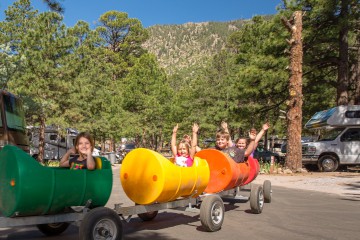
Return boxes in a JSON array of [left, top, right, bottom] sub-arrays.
[[253, 171, 360, 199]]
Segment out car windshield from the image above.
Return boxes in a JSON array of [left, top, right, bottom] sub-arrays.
[[125, 144, 136, 149], [318, 128, 345, 141]]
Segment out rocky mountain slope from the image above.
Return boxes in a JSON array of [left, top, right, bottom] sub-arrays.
[[142, 19, 249, 75]]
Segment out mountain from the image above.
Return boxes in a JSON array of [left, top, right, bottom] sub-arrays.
[[142, 19, 249, 76]]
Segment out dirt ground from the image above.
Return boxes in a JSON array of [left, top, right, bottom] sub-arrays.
[[253, 170, 360, 198]]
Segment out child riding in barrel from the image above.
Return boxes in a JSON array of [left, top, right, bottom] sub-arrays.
[[171, 123, 199, 167], [235, 122, 270, 154], [60, 132, 96, 170], [215, 127, 256, 163]]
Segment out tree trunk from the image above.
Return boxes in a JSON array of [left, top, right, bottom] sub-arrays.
[[282, 11, 303, 171], [337, 0, 350, 105], [38, 116, 46, 164], [350, 32, 360, 105]]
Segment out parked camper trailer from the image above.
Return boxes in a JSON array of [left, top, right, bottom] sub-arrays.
[[302, 105, 360, 171], [28, 126, 78, 160]]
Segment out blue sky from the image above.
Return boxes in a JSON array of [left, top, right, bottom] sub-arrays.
[[1, 0, 282, 28]]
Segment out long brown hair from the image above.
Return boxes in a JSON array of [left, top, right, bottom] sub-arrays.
[[74, 132, 94, 154]]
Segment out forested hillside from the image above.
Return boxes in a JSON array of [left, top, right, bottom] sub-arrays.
[[143, 20, 249, 76]]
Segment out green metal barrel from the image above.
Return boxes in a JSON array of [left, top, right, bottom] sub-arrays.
[[0, 145, 113, 217]]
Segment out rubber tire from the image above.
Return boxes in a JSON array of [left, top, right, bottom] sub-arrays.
[[138, 211, 158, 221], [200, 195, 225, 232], [79, 207, 122, 240], [250, 185, 264, 214], [318, 155, 339, 172], [134, 203, 158, 221], [37, 222, 70, 236], [263, 180, 272, 203]]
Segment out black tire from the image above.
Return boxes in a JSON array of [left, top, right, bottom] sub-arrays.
[[250, 185, 264, 214], [134, 203, 158, 221], [79, 207, 122, 240], [37, 222, 70, 236], [200, 195, 225, 232], [138, 211, 158, 221], [318, 155, 339, 172], [304, 164, 319, 172], [263, 180, 272, 203]]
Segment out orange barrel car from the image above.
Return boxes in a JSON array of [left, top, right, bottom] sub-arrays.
[[195, 149, 260, 193], [120, 148, 210, 205]]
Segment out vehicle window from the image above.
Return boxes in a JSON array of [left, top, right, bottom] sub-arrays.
[[340, 128, 360, 142], [50, 134, 57, 141], [125, 144, 136, 149], [3, 94, 26, 132], [345, 110, 360, 118], [273, 143, 282, 148], [0, 107, 2, 128], [318, 128, 345, 141]]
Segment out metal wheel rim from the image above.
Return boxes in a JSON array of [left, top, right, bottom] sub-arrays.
[[259, 189, 264, 209], [211, 202, 223, 225], [323, 159, 335, 170], [92, 219, 118, 240]]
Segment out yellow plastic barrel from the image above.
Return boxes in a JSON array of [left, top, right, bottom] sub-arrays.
[[120, 148, 210, 205]]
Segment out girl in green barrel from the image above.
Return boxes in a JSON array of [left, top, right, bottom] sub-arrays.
[[60, 132, 96, 170]]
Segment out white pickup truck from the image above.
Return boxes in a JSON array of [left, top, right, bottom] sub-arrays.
[[302, 105, 360, 172]]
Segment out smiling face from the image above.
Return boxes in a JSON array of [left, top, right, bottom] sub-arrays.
[[236, 138, 247, 149], [177, 142, 189, 157], [216, 136, 228, 150], [74, 132, 94, 156], [76, 136, 92, 155], [215, 131, 230, 150]]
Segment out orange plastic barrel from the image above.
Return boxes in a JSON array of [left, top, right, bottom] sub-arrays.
[[120, 148, 210, 205], [242, 155, 260, 185], [195, 149, 259, 193]]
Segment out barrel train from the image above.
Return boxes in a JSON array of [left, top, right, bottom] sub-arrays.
[[0, 145, 272, 239]]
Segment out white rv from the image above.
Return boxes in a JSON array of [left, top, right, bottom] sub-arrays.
[[302, 105, 360, 171], [27, 126, 78, 160]]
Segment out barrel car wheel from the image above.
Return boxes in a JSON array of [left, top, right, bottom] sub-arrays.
[[79, 207, 122, 240], [37, 222, 70, 236], [135, 203, 158, 221], [263, 180, 272, 203], [138, 211, 158, 221], [200, 195, 225, 232], [250, 185, 264, 214]]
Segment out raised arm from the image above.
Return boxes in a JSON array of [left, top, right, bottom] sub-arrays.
[[244, 131, 256, 157], [85, 147, 95, 170], [190, 123, 199, 159], [171, 124, 179, 157], [59, 147, 75, 168], [221, 121, 233, 147], [255, 122, 270, 149]]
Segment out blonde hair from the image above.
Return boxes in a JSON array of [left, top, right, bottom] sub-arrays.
[[216, 130, 230, 140], [177, 139, 190, 153]]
